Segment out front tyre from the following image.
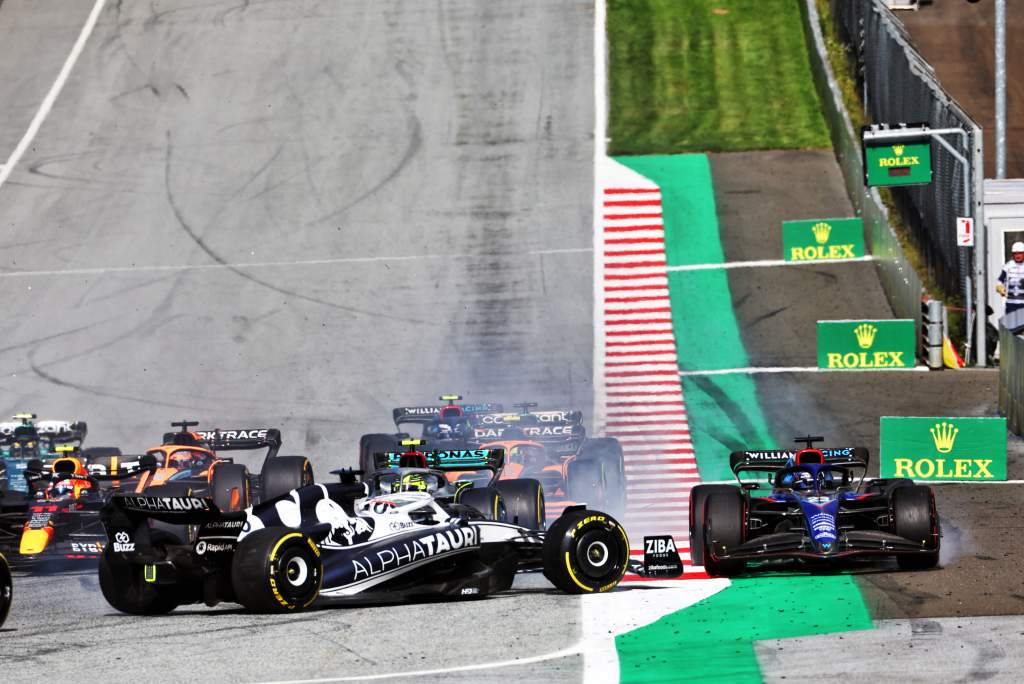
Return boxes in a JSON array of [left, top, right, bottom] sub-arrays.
[[494, 479, 545, 529], [232, 529, 322, 613], [892, 486, 940, 570], [702, 491, 746, 577], [456, 486, 506, 522], [0, 553, 11, 627], [543, 509, 629, 594]]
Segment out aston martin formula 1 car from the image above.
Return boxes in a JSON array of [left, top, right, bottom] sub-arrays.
[[690, 437, 940, 576], [97, 458, 630, 613], [0, 413, 91, 496]]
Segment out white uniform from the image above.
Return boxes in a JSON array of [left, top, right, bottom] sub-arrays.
[[999, 259, 1024, 312]]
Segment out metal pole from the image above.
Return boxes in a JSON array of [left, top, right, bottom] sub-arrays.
[[996, 0, 1007, 179]]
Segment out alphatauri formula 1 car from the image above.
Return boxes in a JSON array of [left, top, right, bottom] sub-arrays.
[[98, 461, 630, 613], [690, 437, 940, 576]]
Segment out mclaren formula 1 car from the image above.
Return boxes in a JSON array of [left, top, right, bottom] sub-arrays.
[[690, 436, 940, 576], [97, 453, 630, 614]]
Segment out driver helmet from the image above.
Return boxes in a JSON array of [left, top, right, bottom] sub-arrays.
[[780, 469, 813, 489], [391, 472, 430, 493], [435, 423, 454, 439]]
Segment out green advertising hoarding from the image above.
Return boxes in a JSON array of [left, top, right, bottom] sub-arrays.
[[782, 218, 865, 262], [864, 141, 932, 187], [880, 417, 1007, 481], [816, 319, 915, 369]]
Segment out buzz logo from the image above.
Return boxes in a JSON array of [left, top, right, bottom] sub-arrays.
[[930, 421, 958, 454], [113, 530, 135, 552]]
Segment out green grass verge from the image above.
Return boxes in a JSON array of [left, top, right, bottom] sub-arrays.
[[608, 0, 831, 154]]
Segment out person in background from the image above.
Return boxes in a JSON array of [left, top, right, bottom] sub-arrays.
[[996, 241, 1024, 315]]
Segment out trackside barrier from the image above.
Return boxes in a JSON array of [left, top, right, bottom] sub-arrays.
[[998, 325, 1024, 434], [798, 0, 923, 339]]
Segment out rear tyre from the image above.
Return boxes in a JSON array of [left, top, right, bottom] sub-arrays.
[[567, 459, 606, 508], [261, 456, 314, 502], [702, 491, 746, 577], [98, 536, 187, 615], [865, 478, 914, 496], [232, 529, 322, 613], [579, 438, 627, 515], [456, 486, 506, 522], [494, 479, 545, 529], [0, 552, 11, 628], [892, 486, 939, 570], [542, 509, 629, 593], [210, 463, 251, 512], [688, 484, 738, 566], [359, 433, 399, 474]]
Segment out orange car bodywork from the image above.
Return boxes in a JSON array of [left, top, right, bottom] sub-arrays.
[[133, 441, 248, 511], [444, 439, 581, 519]]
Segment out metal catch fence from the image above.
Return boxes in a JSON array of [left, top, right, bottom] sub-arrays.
[[830, 0, 983, 302]]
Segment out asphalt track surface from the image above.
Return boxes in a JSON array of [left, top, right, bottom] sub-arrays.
[[0, 0, 595, 681], [712, 151, 1024, 678]]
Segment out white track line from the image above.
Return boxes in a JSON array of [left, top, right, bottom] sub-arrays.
[[0, 247, 588, 278], [0, 0, 108, 192], [678, 366, 930, 376], [666, 256, 874, 271]]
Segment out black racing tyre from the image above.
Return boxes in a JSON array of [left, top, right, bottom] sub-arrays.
[[261, 456, 314, 503], [98, 533, 192, 615], [542, 509, 629, 594], [864, 478, 914, 496], [579, 438, 627, 514], [210, 462, 251, 512], [892, 486, 940, 570], [494, 479, 545, 529], [688, 484, 738, 566], [231, 529, 322, 613], [702, 491, 746, 577], [0, 552, 11, 628], [567, 458, 607, 508], [359, 433, 399, 474], [456, 486, 506, 522]]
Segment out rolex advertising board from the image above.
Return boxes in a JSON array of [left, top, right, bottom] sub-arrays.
[[880, 417, 1007, 481], [816, 320, 916, 369], [782, 218, 865, 262], [864, 140, 932, 187]]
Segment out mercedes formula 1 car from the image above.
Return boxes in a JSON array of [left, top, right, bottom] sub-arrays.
[[97, 453, 630, 614], [690, 437, 940, 576]]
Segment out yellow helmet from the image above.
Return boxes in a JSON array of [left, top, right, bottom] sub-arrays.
[[392, 473, 429, 493]]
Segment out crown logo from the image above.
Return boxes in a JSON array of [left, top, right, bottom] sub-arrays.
[[812, 222, 832, 244], [853, 323, 877, 349], [930, 421, 958, 454], [893, 145, 904, 156]]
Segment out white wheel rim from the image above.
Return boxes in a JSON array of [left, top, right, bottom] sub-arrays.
[[285, 556, 308, 587], [586, 540, 609, 568]]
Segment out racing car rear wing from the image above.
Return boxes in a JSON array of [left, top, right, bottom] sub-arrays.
[[373, 448, 505, 472], [470, 410, 585, 444], [729, 447, 870, 473], [391, 403, 504, 426]]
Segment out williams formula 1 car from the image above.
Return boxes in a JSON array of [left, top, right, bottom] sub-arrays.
[[97, 452, 630, 613], [690, 436, 940, 576]]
